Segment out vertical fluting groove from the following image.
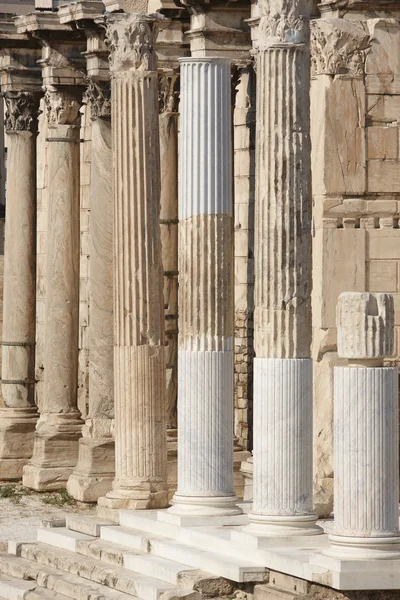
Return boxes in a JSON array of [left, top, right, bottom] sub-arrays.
[[253, 358, 313, 515], [334, 367, 399, 536]]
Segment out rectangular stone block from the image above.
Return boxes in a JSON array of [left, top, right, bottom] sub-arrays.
[[367, 260, 398, 292], [368, 160, 400, 193], [367, 229, 400, 260], [367, 126, 398, 159], [366, 75, 400, 95], [367, 95, 400, 123], [366, 20, 400, 76], [235, 229, 250, 258]]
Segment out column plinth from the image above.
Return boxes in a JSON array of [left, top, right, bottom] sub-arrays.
[[68, 82, 115, 502], [97, 14, 168, 519], [23, 90, 83, 491], [248, 0, 321, 536], [168, 58, 240, 518], [0, 92, 39, 479]]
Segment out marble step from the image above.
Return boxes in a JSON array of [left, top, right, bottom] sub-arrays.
[[0, 576, 36, 600], [0, 553, 138, 600], [75, 538, 134, 566], [24, 589, 73, 600], [37, 526, 96, 552], [123, 554, 199, 585], [67, 515, 115, 537], [119, 511, 178, 539], [100, 526, 268, 583], [18, 542, 177, 600]]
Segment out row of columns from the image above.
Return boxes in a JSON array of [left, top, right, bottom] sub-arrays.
[[1, 2, 400, 560]]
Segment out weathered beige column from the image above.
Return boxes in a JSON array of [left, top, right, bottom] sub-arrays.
[[68, 82, 114, 502], [248, 0, 321, 535], [0, 92, 39, 479], [23, 89, 84, 491], [97, 13, 168, 518]]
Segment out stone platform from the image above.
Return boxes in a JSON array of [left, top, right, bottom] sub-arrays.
[[1, 507, 400, 599]]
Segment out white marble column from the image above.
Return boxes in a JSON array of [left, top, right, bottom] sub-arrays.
[[97, 14, 168, 518], [68, 82, 114, 502], [168, 58, 240, 517], [327, 292, 400, 558], [0, 92, 39, 479], [23, 90, 84, 491], [248, 0, 321, 535]]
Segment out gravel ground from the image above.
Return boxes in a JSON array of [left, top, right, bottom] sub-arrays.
[[0, 482, 96, 551]]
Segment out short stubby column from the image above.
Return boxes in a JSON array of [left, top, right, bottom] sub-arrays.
[[168, 58, 241, 517], [327, 292, 400, 559], [68, 82, 115, 502], [248, 0, 321, 535], [23, 90, 84, 491], [0, 92, 39, 479], [97, 14, 168, 518]]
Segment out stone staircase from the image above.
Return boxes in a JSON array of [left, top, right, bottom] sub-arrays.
[[0, 510, 268, 600]]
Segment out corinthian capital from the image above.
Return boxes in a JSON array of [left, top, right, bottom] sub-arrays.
[[4, 92, 40, 133], [258, 0, 312, 47], [85, 80, 111, 120], [105, 13, 159, 73], [44, 90, 81, 128]]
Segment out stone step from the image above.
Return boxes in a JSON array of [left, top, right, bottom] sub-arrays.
[[119, 511, 178, 539], [37, 526, 96, 552], [100, 526, 267, 583], [123, 554, 198, 586], [0, 553, 137, 600], [25, 589, 75, 600], [66, 515, 115, 537], [76, 538, 132, 566], [0, 576, 36, 600], [18, 543, 177, 600]]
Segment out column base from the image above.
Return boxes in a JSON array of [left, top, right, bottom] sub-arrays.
[[0, 407, 38, 479], [322, 533, 400, 560], [22, 414, 83, 491], [246, 513, 323, 537], [168, 493, 243, 517], [67, 437, 115, 502], [97, 480, 168, 520]]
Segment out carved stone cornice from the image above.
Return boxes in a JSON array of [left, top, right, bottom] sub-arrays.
[[44, 90, 81, 128], [258, 0, 311, 48], [310, 18, 370, 76], [4, 92, 40, 133], [85, 80, 111, 120], [105, 14, 160, 73], [158, 70, 179, 114]]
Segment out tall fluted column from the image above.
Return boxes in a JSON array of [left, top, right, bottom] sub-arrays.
[[23, 90, 84, 491], [248, 0, 321, 534], [97, 14, 168, 518], [0, 92, 39, 479], [68, 82, 114, 502], [168, 58, 240, 517], [326, 292, 400, 558]]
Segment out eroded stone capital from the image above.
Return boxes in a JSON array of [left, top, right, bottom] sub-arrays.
[[85, 80, 111, 120], [158, 70, 179, 114], [258, 0, 312, 47], [4, 92, 40, 134], [105, 13, 159, 73], [310, 18, 370, 76], [44, 90, 81, 128], [337, 292, 394, 360]]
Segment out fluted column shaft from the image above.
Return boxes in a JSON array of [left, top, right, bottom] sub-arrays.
[[97, 13, 168, 517], [23, 89, 84, 491], [68, 82, 115, 502], [0, 92, 39, 479], [169, 58, 240, 517], [249, 0, 320, 535]]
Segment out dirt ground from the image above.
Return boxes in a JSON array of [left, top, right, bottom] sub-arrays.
[[0, 482, 96, 551]]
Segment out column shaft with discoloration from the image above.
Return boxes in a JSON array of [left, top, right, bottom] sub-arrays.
[[0, 92, 39, 479], [97, 13, 168, 519], [169, 58, 240, 517]]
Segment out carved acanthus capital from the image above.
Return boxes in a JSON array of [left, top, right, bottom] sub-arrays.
[[44, 90, 81, 128], [258, 0, 312, 47], [158, 71, 179, 114], [85, 80, 111, 120], [105, 13, 160, 73], [310, 19, 370, 76], [4, 92, 40, 134]]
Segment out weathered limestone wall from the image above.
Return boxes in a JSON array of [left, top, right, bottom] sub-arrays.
[[311, 13, 400, 517]]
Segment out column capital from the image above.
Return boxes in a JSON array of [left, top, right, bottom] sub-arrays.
[[85, 80, 111, 120], [105, 13, 160, 73], [158, 70, 179, 114], [258, 0, 312, 48], [44, 90, 81, 128], [4, 92, 40, 134]]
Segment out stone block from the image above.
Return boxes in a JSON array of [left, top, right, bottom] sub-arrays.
[[366, 19, 400, 76], [367, 228, 400, 260], [368, 160, 400, 192], [368, 260, 398, 292], [367, 126, 398, 159], [366, 74, 400, 94], [367, 94, 400, 123], [234, 229, 250, 258]]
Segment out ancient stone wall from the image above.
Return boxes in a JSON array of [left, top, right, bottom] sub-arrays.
[[311, 14, 400, 516]]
